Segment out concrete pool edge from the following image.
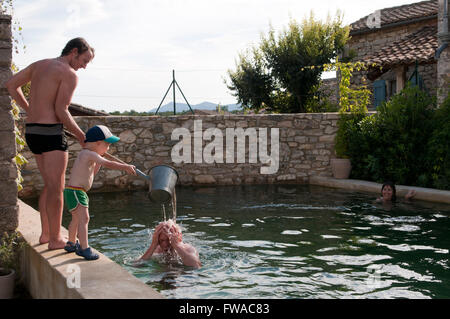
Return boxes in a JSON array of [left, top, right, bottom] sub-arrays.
[[17, 199, 164, 299], [309, 176, 450, 204]]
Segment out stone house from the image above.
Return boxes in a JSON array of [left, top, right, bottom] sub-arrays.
[[344, 0, 445, 108]]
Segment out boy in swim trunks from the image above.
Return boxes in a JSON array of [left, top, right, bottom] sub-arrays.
[[64, 125, 136, 260]]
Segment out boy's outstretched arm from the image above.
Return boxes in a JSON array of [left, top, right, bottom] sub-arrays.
[[89, 152, 136, 175]]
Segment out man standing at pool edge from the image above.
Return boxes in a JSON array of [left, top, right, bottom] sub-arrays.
[[6, 38, 94, 250]]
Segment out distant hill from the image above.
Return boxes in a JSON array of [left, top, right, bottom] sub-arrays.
[[149, 101, 242, 113]]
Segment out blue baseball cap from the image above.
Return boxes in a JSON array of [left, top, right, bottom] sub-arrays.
[[84, 125, 120, 143]]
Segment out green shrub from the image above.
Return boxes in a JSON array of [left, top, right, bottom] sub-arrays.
[[374, 85, 436, 185], [305, 81, 340, 113], [0, 231, 25, 276], [346, 113, 384, 181], [335, 111, 366, 159], [340, 85, 443, 188], [305, 97, 339, 113], [427, 92, 450, 189]]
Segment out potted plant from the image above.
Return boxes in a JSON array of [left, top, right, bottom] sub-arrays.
[[324, 60, 372, 179], [0, 231, 24, 299], [331, 112, 353, 179], [330, 157, 351, 179]]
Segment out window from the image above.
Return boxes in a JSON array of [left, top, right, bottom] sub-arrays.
[[373, 80, 386, 108], [389, 80, 397, 99]]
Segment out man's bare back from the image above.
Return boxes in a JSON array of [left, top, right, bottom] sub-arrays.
[[26, 58, 77, 124], [7, 43, 93, 144]]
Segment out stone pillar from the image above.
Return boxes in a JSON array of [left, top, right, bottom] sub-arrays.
[[395, 66, 406, 93], [0, 15, 18, 234], [437, 0, 450, 105]]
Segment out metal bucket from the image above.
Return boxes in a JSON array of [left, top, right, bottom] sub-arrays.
[[148, 165, 179, 204]]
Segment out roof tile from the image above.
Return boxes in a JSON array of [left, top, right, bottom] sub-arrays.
[[364, 25, 438, 67], [350, 0, 438, 34]]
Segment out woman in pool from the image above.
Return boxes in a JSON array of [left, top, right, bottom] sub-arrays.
[[139, 219, 201, 269], [376, 181, 417, 203]]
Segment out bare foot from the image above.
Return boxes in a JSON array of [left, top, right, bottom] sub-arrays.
[[39, 233, 50, 245], [48, 238, 67, 250]]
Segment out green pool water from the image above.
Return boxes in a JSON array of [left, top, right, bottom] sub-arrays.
[[24, 184, 450, 298]]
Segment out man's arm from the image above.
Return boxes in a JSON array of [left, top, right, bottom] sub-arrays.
[[5, 64, 33, 113], [54, 72, 86, 146]]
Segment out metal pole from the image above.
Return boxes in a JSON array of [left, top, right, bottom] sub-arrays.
[[415, 60, 418, 86], [173, 69, 176, 115], [175, 80, 195, 114], [155, 81, 173, 115], [156, 69, 193, 115]]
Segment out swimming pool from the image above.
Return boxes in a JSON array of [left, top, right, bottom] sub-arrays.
[[25, 184, 450, 298]]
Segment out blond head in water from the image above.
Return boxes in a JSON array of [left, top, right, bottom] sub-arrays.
[[140, 219, 201, 268], [157, 219, 182, 252]]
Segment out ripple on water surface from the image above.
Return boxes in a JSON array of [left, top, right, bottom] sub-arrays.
[[43, 185, 450, 299]]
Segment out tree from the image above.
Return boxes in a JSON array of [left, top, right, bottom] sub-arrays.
[[226, 12, 349, 113], [226, 47, 275, 113]]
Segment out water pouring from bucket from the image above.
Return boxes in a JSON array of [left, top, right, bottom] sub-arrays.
[[102, 153, 179, 221], [148, 165, 178, 222]]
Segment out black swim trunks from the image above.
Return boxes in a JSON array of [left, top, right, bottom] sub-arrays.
[[25, 123, 68, 155]]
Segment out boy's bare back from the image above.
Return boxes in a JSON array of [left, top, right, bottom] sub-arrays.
[[67, 146, 136, 191], [67, 149, 100, 191]]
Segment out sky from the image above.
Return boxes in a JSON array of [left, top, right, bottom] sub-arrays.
[[9, 0, 425, 113]]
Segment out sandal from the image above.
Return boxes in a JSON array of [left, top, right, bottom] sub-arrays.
[[64, 241, 80, 253], [76, 246, 99, 260]]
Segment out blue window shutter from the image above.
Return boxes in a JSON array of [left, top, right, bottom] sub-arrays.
[[373, 80, 386, 108]]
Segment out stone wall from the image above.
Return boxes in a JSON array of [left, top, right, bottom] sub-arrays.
[[0, 15, 17, 234], [18, 113, 341, 198], [437, 0, 450, 104], [319, 78, 339, 105]]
